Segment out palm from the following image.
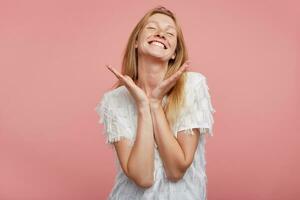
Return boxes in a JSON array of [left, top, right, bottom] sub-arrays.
[[149, 61, 189, 102], [106, 61, 189, 106], [106, 65, 149, 106]]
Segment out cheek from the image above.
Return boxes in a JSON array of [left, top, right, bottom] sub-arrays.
[[137, 32, 149, 45], [170, 40, 177, 51]]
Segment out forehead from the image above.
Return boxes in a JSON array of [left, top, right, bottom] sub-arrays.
[[146, 13, 176, 28]]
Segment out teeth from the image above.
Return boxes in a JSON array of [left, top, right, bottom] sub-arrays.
[[150, 41, 165, 48]]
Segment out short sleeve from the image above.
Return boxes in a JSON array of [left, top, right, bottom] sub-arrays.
[[94, 92, 134, 148], [174, 73, 216, 137]]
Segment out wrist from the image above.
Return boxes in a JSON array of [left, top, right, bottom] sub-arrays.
[[149, 101, 162, 110], [137, 102, 150, 113]]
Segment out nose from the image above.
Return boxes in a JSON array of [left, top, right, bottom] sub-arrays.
[[155, 29, 166, 39]]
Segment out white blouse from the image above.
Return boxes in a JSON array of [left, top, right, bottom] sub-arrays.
[[95, 71, 216, 200]]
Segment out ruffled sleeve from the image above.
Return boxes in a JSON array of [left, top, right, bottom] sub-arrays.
[[94, 91, 134, 148], [174, 73, 216, 138]]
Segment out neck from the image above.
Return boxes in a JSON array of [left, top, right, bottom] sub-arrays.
[[136, 55, 168, 96]]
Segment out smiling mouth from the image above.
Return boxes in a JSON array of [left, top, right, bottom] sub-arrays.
[[148, 40, 167, 49]]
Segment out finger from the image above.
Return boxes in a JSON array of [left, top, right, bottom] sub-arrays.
[[178, 65, 187, 74], [160, 76, 179, 94], [180, 61, 190, 71], [171, 62, 189, 78], [106, 64, 124, 79], [123, 75, 136, 87], [161, 74, 178, 88], [107, 66, 136, 88], [166, 63, 187, 83], [162, 69, 185, 90], [105, 64, 118, 77], [106, 65, 134, 88], [165, 80, 178, 92], [156, 61, 190, 95], [185, 60, 191, 66]]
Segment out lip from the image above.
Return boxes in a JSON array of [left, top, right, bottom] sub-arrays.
[[147, 38, 169, 49]]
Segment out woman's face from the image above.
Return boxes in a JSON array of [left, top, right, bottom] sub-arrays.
[[136, 13, 177, 62]]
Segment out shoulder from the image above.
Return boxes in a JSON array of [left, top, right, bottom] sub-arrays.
[[182, 71, 214, 109], [185, 71, 207, 85], [97, 86, 134, 116], [102, 85, 131, 105], [96, 85, 133, 121], [103, 85, 127, 98], [184, 71, 208, 92]]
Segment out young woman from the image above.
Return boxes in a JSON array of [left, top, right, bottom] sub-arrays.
[[95, 6, 216, 200]]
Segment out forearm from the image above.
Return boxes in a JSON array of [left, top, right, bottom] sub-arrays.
[[149, 103, 187, 181], [127, 104, 155, 186]]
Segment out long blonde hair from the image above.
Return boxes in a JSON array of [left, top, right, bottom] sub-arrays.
[[114, 6, 189, 128]]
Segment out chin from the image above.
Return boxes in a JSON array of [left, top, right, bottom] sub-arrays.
[[150, 55, 170, 62], [148, 51, 171, 60]]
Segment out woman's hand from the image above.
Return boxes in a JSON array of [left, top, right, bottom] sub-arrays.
[[106, 65, 149, 108], [149, 61, 189, 108]]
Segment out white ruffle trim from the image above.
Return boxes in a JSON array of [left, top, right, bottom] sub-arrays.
[[95, 93, 134, 148], [174, 76, 216, 138]]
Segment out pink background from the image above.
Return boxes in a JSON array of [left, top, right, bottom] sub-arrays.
[[0, 0, 299, 199]]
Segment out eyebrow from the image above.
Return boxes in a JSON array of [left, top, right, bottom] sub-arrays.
[[146, 21, 176, 30]]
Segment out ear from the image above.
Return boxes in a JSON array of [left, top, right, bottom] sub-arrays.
[[171, 53, 176, 59]]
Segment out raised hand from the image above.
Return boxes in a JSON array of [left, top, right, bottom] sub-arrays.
[[106, 64, 149, 107], [149, 61, 189, 106]]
